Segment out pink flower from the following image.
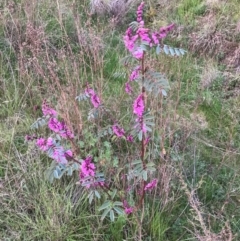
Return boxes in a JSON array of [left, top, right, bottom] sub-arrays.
[[25, 135, 31, 141], [144, 179, 157, 191], [159, 23, 175, 38], [137, 27, 151, 44], [125, 82, 132, 94], [123, 200, 134, 215], [123, 29, 138, 52], [48, 118, 74, 139], [25, 134, 36, 141], [51, 146, 68, 164], [125, 207, 134, 214], [152, 32, 159, 45], [139, 20, 145, 27], [85, 87, 95, 96], [112, 124, 125, 137], [48, 117, 63, 133], [64, 149, 73, 158], [80, 156, 96, 178], [133, 94, 144, 117], [59, 122, 74, 139], [85, 86, 101, 108], [130, 66, 141, 81], [91, 94, 101, 108], [134, 117, 147, 133], [36, 137, 48, 151], [127, 135, 134, 142], [46, 137, 54, 147], [136, 2, 145, 22], [42, 100, 57, 117], [132, 48, 144, 59]]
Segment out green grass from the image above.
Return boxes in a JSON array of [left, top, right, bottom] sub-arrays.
[[177, 0, 207, 24]]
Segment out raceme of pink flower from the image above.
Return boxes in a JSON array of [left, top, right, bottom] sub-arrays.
[[48, 117, 63, 133], [159, 23, 175, 38], [152, 32, 159, 45], [59, 123, 74, 139], [36, 137, 55, 151], [144, 179, 157, 191], [123, 200, 134, 214], [137, 27, 151, 44], [132, 48, 144, 59], [51, 146, 68, 165], [85, 87, 95, 96], [80, 156, 96, 178], [134, 117, 147, 133], [42, 100, 57, 117], [64, 149, 73, 158], [48, 118, 74, 139], [85, 86, 101, 108], [25, 134, 37, 141], [91, 94, 101, 108], [46, 137, 54, 147], [36, 137, 71, 164], [133, 94, 144, 117], [25, 135, 31, 141], [36, 137, 48, 151], [136, 2, 144, 22], [112, 124, 125, 137], [126, 135, 134, 142], [123, 29, 138, 53], [125, 82, 132, 94], [125, 207, 134, 214], [130, 66, 141, 81]]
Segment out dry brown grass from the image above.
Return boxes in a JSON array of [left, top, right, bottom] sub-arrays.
[[90, 0, 139, 24], [224, 45, 240, 72], [188, 10, 240, 72], [200, 61, 220, 89], [178, 172, 234, 241], [2, 0, 110, 138]]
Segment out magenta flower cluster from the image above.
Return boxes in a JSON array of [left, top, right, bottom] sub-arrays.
[[125, 65, 141, 95], [80, 156, 96, 178], [48, 117, 74, 139], [123, 1, 175, 60], [85, 85, 101, 108], [123, 1, 175, 138], [125, 82, 132, 94], [36, 137, 72, 165], [144, 179, 157, 191], [133, 94, 144, 117], [41, 101, 74, 139], [42, 100, 57, 117], [136, 2, 144, 22], [112, 123, 125, 137], [79, 156, 99, 188], [112, 123, 133, 142], [130, 65, 141, 81], [34, 102, 75, 165], [123, 200, 134, 215]]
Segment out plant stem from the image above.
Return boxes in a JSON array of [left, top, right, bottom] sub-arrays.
[[139, 52, 146, 209]]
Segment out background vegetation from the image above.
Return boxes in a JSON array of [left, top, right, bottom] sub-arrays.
[[0, 0, 240, 240]]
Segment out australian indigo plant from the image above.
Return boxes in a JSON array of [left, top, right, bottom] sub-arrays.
[[29, 1, 186, 226]]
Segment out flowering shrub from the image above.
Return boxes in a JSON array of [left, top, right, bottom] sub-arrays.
[[29, 1, 186, 228]]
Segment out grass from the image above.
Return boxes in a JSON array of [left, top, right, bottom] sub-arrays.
[[1, 0, 240, 240]]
